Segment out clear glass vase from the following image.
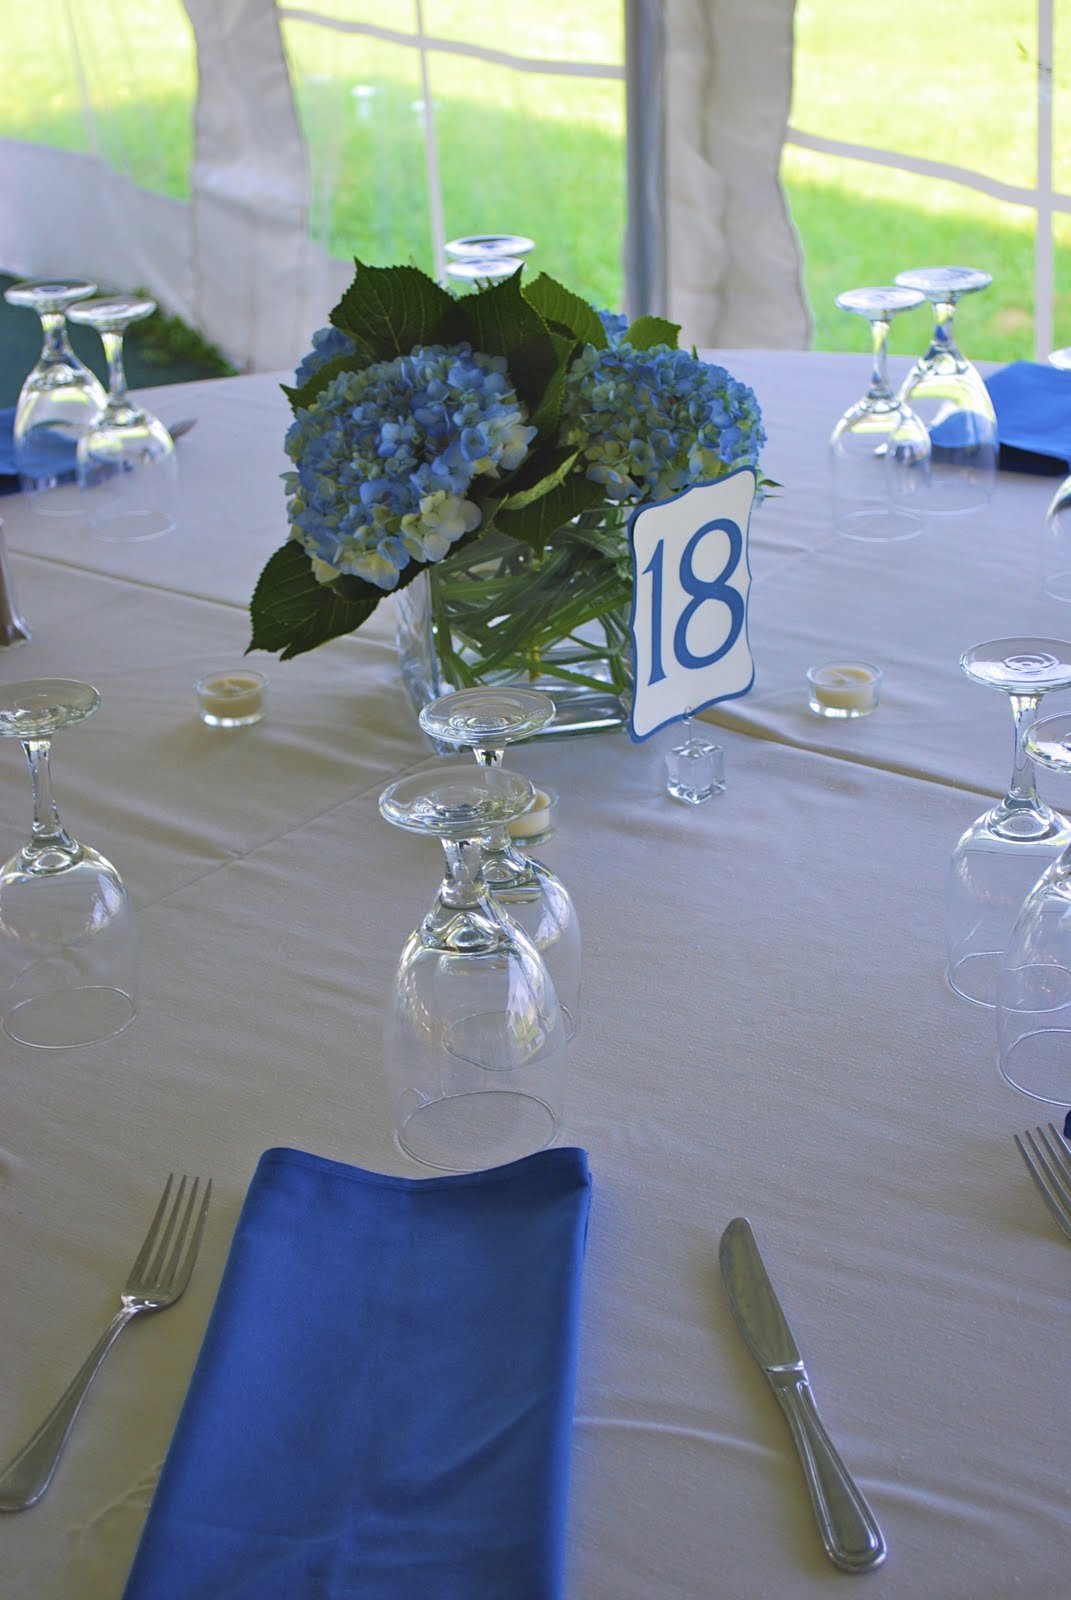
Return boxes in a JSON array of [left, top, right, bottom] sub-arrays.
[[394, 507, 634, 737]]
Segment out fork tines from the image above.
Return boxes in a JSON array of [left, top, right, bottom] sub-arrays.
[[1014, 1124, 1071, 1240]]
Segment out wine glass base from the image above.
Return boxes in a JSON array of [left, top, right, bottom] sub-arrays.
[[22, 482, 89, 520], [947, 953, 1000, 1009], [835, 506, 923, 542], [3, 985, 136, 1048], [397, 1089, 558, 1172], [85, 506, 177, 542], [998, 1030, 1071, 1105]]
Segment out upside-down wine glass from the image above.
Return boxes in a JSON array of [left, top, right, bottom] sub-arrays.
[[830, 286, 931, 541], [0, 679, 138, 1047], [67, 295, 178, 541], [894, 267, 998, 515], [998, 711, 1071, 1102], [945, 639, 1071, 1008], [443, 233, 534, 288], [4, 278, 107, 515], [380, 763, 565, 1171], [419, 687, 582, 1038]]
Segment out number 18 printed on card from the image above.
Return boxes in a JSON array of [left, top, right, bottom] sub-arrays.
[[627, 467, 757, 742]]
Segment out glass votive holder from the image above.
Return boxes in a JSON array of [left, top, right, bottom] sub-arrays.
[[666, 733, 726, 805], [505, 783, 558, 846], [196, 668, 267, 728], [806, 661, 882, 719]]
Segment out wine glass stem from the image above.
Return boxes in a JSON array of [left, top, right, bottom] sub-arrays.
[[1007, 694, 1044, 810], [37, 311, 75, 364], [22, 738, 77, 863], [440, 838, 487, 907], [929, 299, 959, 362], [100, 329, 129, 405], [867, 316, 894, 402]]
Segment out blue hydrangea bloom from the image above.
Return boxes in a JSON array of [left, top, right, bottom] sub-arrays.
[[284, 344, 537, 590], [559, 341, 765, 504], [294, 325, 357, 388], [597, 310, 630, 347]]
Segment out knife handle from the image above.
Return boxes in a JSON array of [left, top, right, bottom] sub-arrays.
[[769, 1371, 887, 1573]]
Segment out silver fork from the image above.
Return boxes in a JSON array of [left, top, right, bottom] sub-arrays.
[[1014, 1124, 1071, 1240], [0, 1173, 212, 1511]]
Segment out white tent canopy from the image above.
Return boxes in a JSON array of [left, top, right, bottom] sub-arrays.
[[0, 0, 810, 372]]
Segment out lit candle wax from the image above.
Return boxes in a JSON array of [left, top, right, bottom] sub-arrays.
[[196, 670, 267, 727], [806, 661, 881, 718], [506, 786, 557, 840]]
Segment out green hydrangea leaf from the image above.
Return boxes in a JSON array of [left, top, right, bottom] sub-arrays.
[[496, 447, 581, 511], [490, 471, 606, 556], [524, 330, 578, 442], [456, 271, 559, 410], [625, 314, 681, 351], [248, 541, 385, 660], [330, 261, 464, 363], [524, 273, 608, 349]]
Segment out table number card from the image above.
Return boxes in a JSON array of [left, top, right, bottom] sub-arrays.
[[627, 467, 756, 742]]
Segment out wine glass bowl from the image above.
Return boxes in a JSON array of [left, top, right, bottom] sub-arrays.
[[67, 295, 178, 541], [419, 687, 581, 1037], [945, 639, 1071, 1008], [4, 278, 107, 514], [997, 710, 1071, 1103], [0, 678, 137, 1047], [380, 763, 565, 1172], [894, 266, 998, 514], [830, 286, 931, 541]]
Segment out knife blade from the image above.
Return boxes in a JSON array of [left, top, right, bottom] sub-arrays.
[[718, 1217, 887, 1574]]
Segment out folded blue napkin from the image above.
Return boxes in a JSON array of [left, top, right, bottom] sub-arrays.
[[123, 1145, 592, 1600], [985, 361, 1071, 474], [0, 405, 78, 495]]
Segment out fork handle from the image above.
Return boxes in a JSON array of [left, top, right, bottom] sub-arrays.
[[0, 1306, 137, 1511]]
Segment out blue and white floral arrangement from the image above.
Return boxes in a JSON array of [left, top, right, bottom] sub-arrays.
[[249, 260, 765, 691]]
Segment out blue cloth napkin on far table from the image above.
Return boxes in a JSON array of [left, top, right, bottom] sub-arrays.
[[122, 1145, 592, 1600], [985, 361, 1071, 475]]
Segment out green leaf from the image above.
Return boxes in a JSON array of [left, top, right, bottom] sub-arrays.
[[524, 273, 607, 349], [490, 473, 605, 555], [330, 261, 463, 363], [625, 314, 681, 351], [497, 447, 580, 511], [525, 329, 577, 441], [248, 541, 385, 660], [455, 271, 559, 412]]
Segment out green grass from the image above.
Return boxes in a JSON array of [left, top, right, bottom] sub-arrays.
[[3, 0, 1069, 361]]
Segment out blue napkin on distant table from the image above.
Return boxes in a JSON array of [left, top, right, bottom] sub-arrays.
[[122, 1145, 592, 1600], [985, 361, 1071, 475], [0, 405, 78, 495]]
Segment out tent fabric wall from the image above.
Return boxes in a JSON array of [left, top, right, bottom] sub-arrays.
[[660, 0, 811, 349], [0, 0, 809, 372]]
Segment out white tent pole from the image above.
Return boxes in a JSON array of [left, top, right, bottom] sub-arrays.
[[1036, 0, 1055, 361]]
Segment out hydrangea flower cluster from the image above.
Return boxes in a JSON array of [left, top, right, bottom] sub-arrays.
[[559, 341, 766, 505], [284, 343, 536, 591], [293, 324, 356, 389]]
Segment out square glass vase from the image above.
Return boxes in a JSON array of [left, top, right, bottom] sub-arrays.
[[393, 520, 633, 739]]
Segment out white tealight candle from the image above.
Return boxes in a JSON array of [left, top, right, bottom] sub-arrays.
[[806, 661, 882, 719], [506, 786, 558, 841], [196, 669, 267, 727]]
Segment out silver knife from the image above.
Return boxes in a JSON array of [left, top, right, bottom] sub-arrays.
[[719, 1217, 887, 1574]]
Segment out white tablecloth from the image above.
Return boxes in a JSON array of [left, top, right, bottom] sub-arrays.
[[3, 354, 1071, 1599]]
